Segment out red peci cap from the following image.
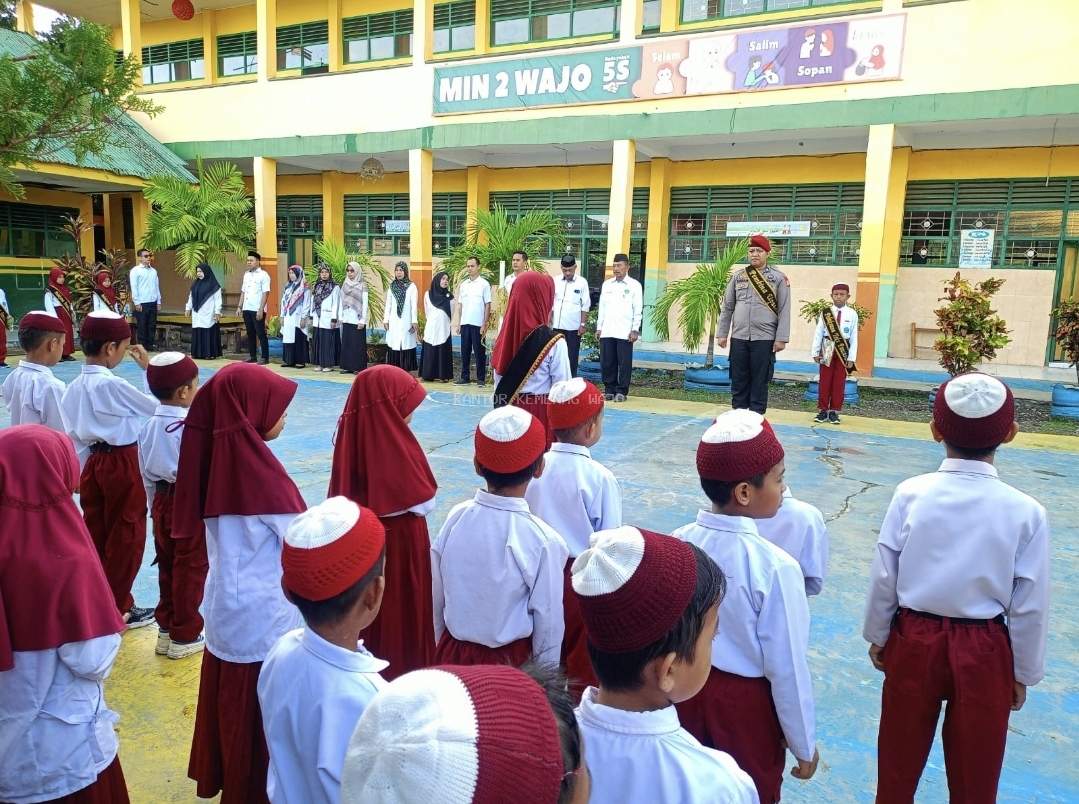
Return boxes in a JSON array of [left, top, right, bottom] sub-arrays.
[[933, 372, 1016, 450], [548, 377, 604, 430], [831, 283, 850, 293], [19, 311, 66, 334], [80, 310, 130, 342], [474, 406, 547, 474], [696, 409, 785, 482], [146, 352, 198, 395], [750, 234, 772, 252]]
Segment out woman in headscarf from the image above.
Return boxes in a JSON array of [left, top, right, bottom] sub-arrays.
[[43, 267, 76, 360], [186, 263, 223, 360], [383, 261, 417, 372], [328, 365, 436, 679], [491, 271, 570, 448], [92, 269, 121, 314], [420, 270, 454, 382], [338, 260, 369, 375], [311, 264, 340, 373], [279, 265, 311, 369]]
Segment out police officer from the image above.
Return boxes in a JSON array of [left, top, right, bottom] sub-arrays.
[[716, 234, 791, 413]]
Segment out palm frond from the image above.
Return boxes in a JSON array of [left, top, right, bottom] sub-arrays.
[[312, 240, 392, 325]]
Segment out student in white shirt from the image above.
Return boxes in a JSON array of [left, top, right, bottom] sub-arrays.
[[596, 254, 643, 402], [311, 264, 341, 372], [755, 487, 828, 597], [186, 263, 223, 359], [383, 261, 418, 372], [339, 261, 369, 375], [129, 248, 161, 351], [279, 266, 312, 369], [0, 285, 8, 366], [92, 270, 122, 314], [454, 255, 491, 385], [811, 283, 859, 425], [674, 410, 819, 803], [1, 311, 67, 431], [238, 250, 272, 364], [44, 267, 77, 360], [552, 254, 591, 376], [420, 270, 453, 382], [572, 526, 758, 804], [259, 497, 388, 804], [863, 373, 1049, 803], [432, 406, 568, 667]]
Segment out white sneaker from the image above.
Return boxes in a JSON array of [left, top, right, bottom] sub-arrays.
[[167, 634, 206, 660], [155, 629, 171, 655]]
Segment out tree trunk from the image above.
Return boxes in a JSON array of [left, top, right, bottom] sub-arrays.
[[705, 314, 716, 369]]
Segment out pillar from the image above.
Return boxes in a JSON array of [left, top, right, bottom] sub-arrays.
[[466, 166, 490, 244], [619, 0, 642, 42], [131, 193, 151, 251], [409, 148, 434, 299], [473, 0, 490, 55], [328, 0, 343, 72], [322, 171, 345, 246], [78, 196, 95, 262], [414, 0, 433, 63], [256, 0, 277, 83], [120, 0, 142, 87], [605, 140, 637, 273], [642, 157, 670, 342], [14, 0, 33, 33], [253, 157, 280, 314], [659, 0, 679, 34], [102, 194, 124, 251], [203, 10, 217, 84]]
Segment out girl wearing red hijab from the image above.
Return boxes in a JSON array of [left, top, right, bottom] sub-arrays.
[[92, 270, 120, 313], [174, 362, 307, 804], [0, 425, 129, 803], [44, 266, 77, 360], [328, 364, 437, 679], [491, 270, 571, 447]]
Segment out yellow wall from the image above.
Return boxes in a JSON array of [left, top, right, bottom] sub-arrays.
[[668, 154, 866, 187], [908, 146, 1079, 181], [215, 5, 258, 36]]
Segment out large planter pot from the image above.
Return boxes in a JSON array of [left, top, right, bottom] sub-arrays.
[[367, 343, 388, 365], [805, 378, 859, 406], [577, 359, 602, 382], [1050, 384, 1079, 419], [268, 337, 283, 358], [684, 364, 731, 393]]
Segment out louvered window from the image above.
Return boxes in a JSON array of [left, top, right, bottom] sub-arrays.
[[490, 0, 619, 46], [344, 194, 411, 255], [0, 202, 79, 258], [140, 38, 205, 85], [434, 1, 476, 53], [681, 0, 859, 25], [277, 21, 329, 72], [641, 0, 660, 32], [432, 193, 467, 255], [218, 31, 257, 77], [343, 10, 413, 63], [668, 183, 864, 264]]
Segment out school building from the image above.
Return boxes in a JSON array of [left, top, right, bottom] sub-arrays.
[[6, 0, 1079, 375]]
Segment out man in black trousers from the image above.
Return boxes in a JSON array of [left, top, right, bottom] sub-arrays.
[[237, 250, 271, 364], [596, 254, 642, 402], [552, 254, 591, 375]]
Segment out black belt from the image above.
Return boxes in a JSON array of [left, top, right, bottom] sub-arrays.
[[155, 480, 175, 494], [902, 607, 1006, 627], [88, 441, 136, 454]]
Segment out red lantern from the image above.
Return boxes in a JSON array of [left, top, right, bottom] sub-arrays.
[[171, 0, 195, 20]]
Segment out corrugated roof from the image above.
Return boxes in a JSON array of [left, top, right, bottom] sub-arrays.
[[0, 29, 195, 183]]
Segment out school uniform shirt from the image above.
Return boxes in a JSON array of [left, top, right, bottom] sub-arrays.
[[755, 491, 829, 597], [863, 459, 1050, 686], [492, 338, 571, 395], [60, 365, 159, 467], [186, 288, 223, 329], [384, 284, 418, 352], [280, 289, 311, 345], [552, 273, 591, 331], [240, 268, 272, 313], [596, 276, 643, 341], [128, 265, 162, 306], [502, 272, 519, 297], [0, 634, 122, 804], [91, 293, 122, 314], [431, 490, 568, 665], [457, 276, 492, 328], [576, 687, 758, 804], [423, 293, 451, 346], [673, 511, 816, 763], [313, 287, 341, 331], [1, 360, 66, 431], [258, 628, 388, 804], [524, 443, 622, 557], [138, 404, 186, 503], [810, 304, 859, 363], [339, 290, 369, 327], [43, 290, 73, 323]]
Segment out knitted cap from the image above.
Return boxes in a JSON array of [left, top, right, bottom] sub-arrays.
[[341, 664, 564, 804], [831, 283, 850, 293], [19, 311, 66, 334], [933, 372, 1015, 450], [282, 496, 386, 601], [80, 310, 130, 342], [474, 406, 546, 474], [548, 378, 604, 430], [749, 234, 772, 252], [696, 409, 785, 482], [146, 352, 198, 395], [572, 526, 697, 653]]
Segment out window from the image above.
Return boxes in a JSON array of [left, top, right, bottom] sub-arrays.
[[433, 193, 467, 255], [900, 179, 1079, 269], [681, 0, 855, 25], [490, 0, 619, 46], [343, 11, 413, 63], [491, 189, 610, 257], [0, 202, 79, 258], [434, 1, 476, 53], [345, 194, 411, 255], [218, 31, 257, 77], [642, 0, 661, 33], [277, 21, 329, 72], [140, 39, 205, 85], [667, 183, 864, 264]]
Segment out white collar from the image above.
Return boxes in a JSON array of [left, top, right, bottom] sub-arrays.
[[550, 442, 591, 458], [17, 359, 54, 375], [153, 403, 188, 418], [694, 509, 759, 536], [301, 627, 389, 674], [81, 364, 114, 377], [938, 458, 999, 478], [474, 488, 531, 513], [576, 687, 681, 736]]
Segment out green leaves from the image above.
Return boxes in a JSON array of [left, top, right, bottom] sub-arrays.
[[1052, 299, 1079, 385], [311, 239, 391, 325], [933, 271, 1012, 376], [441, 203, 566, 287], [798, 298, 873, 329]]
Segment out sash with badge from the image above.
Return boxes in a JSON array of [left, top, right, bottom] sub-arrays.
[[821, 307, 855, 372], [745, 266, 779, 315]]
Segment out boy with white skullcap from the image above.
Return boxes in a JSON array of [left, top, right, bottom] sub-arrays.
[[431, 405, 569, 666], [138, 352, 205, 658], [258, 496, 388, 804], [863, 372, 1049, 802], [673, 408, 818, 803], [526, 377, 622, 693], [755, 486, 828, 597], [571, 526, 757, 803]]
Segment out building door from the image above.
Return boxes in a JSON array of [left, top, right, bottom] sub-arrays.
[[1051, 243, 1079, 362], [289, 236, 317, 269], [586, 251, 607, 306]]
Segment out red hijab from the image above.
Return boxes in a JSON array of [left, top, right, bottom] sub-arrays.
[[491, 271, 555, 375], [173, 363, 306, 540], [328, 365, 436, 517], [48, 267, 72, 302], [95, 270, 117, 307], [0, 425, 123, 671]]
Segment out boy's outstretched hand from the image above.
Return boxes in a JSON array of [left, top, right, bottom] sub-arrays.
[[791, 749, 820, 780], [128, 344, 150, 369]]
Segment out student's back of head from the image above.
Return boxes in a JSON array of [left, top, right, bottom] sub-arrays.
[[930, 372, 1018, 460], [548, 378, 605, 447], [473, 406, 548, 493]]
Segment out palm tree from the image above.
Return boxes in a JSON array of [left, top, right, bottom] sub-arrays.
[[310, 238, 392, 326], [143, 158, 256, 277], [441, 204, 566, 286], [649, 238, 749, 369]]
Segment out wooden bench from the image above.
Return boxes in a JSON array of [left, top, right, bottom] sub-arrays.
[[910, 322, 940, 358]]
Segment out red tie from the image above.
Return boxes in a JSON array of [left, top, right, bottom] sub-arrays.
[[836, 308, 841, 326]]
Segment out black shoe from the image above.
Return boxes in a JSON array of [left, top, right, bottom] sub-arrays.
[[454, 379, 470, 385], [829, 411, 841, 425], [814, 411, 828, 423], [295, 364, 306, 369], [61, 355, 76, 362], [259, 359, 271, 365], [0, 363, 7, 368], [124, 606, 156, 630], [614, 393, 627, 402], [245, 357, 258, 363], [603, 393, 615, 401]]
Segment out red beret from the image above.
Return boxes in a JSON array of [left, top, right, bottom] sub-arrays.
[[749, 234, 772, 252], [146, 352, 199, 395], [933, 373, 1015, 450], [80, 311, 130, 342], [697, 409, 785, 482], [19, 311, 66, 334], [548, 378, 604, 430], [475, 406, 547, 474]]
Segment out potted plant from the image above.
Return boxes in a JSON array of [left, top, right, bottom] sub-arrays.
[[366, 329, 388, 365], [1050, 299, 1079, 419], [798, 297, 873, 406], [578, 308, 602, 381], [930, 272, 1011, 403], [649, 238, 748, 392], [56, 216, 133, 318]]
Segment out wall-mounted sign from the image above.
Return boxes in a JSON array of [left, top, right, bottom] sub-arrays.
[[958, 228, 995, 268], [433, 13, 905, 114], [383, 219, 410, 235], [726, 220, 813, 238]]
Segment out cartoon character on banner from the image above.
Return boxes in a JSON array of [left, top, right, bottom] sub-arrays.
[[855, 44, 886, 76], [743, 50, 784, 89], [679, 38, 734, 95], [653, 64, 675, 95]]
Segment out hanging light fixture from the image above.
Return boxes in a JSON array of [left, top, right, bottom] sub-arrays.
[[359, 157, 385, 183], [171, 0, 195, 20]]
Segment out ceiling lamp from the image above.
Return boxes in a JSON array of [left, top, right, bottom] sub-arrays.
[[172, 0, 195, 20], [359, 157, 385, 183]]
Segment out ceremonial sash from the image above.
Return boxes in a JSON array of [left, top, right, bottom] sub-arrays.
[[0, 306, 8, 330], [745, 266, 779, 315], [493, 326, 564, 407], [822, 308, 855, 372]]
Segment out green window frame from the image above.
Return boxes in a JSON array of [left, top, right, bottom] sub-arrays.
[[344, 194, 411, 255], [490, 0, 620, 47], [218, 31, 257, 77], [140, 38, 205, 85], [900, 179, 1079, 270], [277, 21, 329, 73], [641, 0, 661, 33], [343, 10, 413, 64], [276, 195, 323, 256], [0, 202, 79, 259], [434, 1, 477, 53], [667, 183, 864, 264], [681, 0, 861, 25], [433, 193, 467, 256]]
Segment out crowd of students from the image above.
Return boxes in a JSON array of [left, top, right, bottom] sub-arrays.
[[0, 303, 1052, 804]]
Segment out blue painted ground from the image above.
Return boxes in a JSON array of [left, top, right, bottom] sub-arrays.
[[2, 358, 1076, 802]]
